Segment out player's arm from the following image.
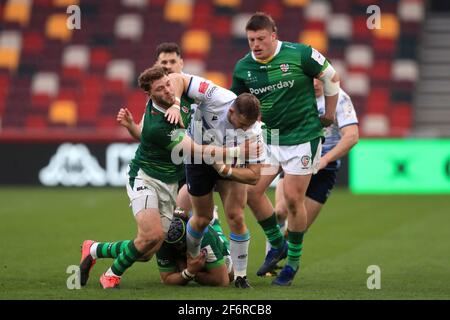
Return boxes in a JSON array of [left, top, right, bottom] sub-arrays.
[[166, 73, 194, 128], [194, 263, 229, 287], [302, 46, 340, 127], [170, 133, 259, 164], [319, 124, 359, 170], [319, 95, 359, 170], [317, 62, 340, 127], [230, 65, 249, 95], [116, 107, 143, 140], [212, 163, 261, 185], [160, 252, 207, 286]]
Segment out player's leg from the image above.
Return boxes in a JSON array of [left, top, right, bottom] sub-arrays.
[[185, 163, 217, 258], [265, 175, 288, 255], [99, 172, 175, 288], [272, 138, 322, 286], [209, 205, 230, 252], [217, 180, 251, 288], [176, 184, 192, 213], [305, 169, 337, 229], [247, 164, 288, 276]]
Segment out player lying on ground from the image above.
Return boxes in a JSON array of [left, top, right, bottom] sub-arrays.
[[157, 214, 233, 286]]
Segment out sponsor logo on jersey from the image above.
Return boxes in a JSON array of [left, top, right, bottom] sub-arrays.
[[212, 115, 218, 121], [280, 63, 290, 72], [249, 80, 295, 95], [205, 86, 217, 99], [136, 186, 149, 191], [301, 155, 311, 168], [198, 81, 210, 94]]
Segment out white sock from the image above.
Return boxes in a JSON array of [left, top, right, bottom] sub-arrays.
[[105, 267, 121, 278], [213, 205, 219, 220], [230, 231, 250, 278], [186, 220, 205, 257], [90, 242, 98, 259]]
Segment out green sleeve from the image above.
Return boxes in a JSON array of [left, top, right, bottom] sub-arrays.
[[156, 243, 177, 272], [230, 64, 249, 95], [300, 45, 330, 78]]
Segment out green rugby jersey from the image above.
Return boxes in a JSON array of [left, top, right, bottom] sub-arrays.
[[156, 227, 227, 272], [180, 94, 195, 129], [128, 100, 187, 185], [231, 41, 328, 145]]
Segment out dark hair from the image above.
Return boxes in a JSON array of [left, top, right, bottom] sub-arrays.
[[234, 93, 261, 122], [246, 12, 277, 34], [138, 66, 167, 92], [155, 42, 182, 59]]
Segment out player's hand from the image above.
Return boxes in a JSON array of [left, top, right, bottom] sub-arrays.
[[187, 250, 207, 274], [319, 114, 334, 127], [165, 105, 181, 125], [318, 157, 329, 170], [116, 107, 134, 129], [241, 136, 263, 161]]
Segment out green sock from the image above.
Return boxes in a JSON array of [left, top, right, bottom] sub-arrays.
[[96, 240, 131, 259], [286, 231, 304, 271], [258, 213, 284, 250], [211, 219, 230, 252], [111, 240, 142, 276]]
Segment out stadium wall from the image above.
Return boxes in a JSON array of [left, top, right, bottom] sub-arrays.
[[0, 141, 350, 187]]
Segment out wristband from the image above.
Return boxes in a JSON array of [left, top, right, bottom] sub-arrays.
[[226, 167, 233, 177], [181, 269, 195, 281], [172, 104, 180, 110], [218, 164, 226, 175]]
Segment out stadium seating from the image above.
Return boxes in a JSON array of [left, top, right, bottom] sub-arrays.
[[0, 0, 425, 137]]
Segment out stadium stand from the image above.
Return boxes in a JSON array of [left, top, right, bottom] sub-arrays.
[[0, 0, 427, 139]]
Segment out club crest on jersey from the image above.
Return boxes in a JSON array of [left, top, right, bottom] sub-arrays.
[[301, 155, 311, 168], [181, 106, 189, 114], [198, 81, 210, 94], [280, 63, 290, 72]]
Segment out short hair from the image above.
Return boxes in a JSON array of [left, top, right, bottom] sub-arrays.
[[155, 42, 182, 59], [138, 66, 168, 92], [233, 93, 261, 122], [246, 12, 277, 34]]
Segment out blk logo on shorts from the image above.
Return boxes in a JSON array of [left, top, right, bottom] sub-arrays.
[[301, 155, 311, 168]]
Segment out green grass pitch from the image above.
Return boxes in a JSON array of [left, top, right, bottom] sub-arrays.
[[1, 187, 449, 300]]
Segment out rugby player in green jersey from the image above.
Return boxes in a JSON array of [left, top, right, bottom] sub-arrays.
[[157, 215, 233, 286], [231, 12, 340, 286], [79, 66, 252, 289]]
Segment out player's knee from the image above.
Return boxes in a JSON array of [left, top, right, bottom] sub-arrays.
[[275, 206, 288, 221], [137, 230, 164, 251], [226, 211, 245, 230], [195, 215, 212, 230]]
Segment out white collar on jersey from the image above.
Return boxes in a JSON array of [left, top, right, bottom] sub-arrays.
[[251, 40, 282, 62], [151, 101, 168, 114]]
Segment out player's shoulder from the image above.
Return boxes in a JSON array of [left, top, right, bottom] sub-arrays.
[[282, 41, 309, 52], [234, 52, 254, 68], [337, 89, 353, 107]]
